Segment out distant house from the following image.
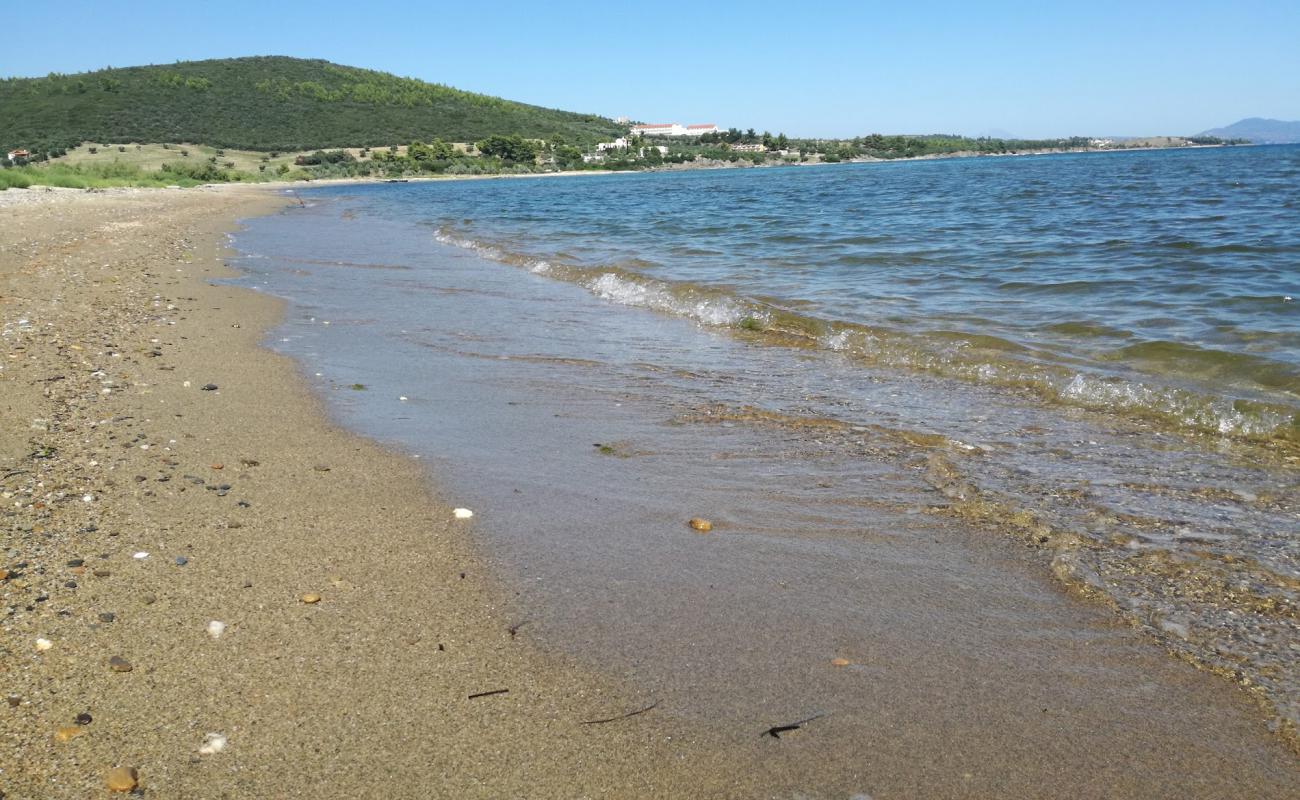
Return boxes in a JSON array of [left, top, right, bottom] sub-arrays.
[[596, 138, 629, 152], [6, 149, 31, 162], [731, 143, 767, 153], [630, 123, 721, 137]]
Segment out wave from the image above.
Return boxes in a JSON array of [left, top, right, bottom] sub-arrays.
[[432, 226, 1300, 445]]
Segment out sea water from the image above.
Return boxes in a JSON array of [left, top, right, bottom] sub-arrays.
[[229, 146, 1300, 783]]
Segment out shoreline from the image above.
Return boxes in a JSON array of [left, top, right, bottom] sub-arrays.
[[0, 186, 769, 797], [4, 184, 1297, 798]]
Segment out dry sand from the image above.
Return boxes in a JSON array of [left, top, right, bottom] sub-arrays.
[[2, 185, 1297, 799]]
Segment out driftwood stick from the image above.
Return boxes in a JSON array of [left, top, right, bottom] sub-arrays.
[[580, 701, 660, 725]]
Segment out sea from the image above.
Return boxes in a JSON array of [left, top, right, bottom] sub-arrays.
[[228, 144, 1300, 774]]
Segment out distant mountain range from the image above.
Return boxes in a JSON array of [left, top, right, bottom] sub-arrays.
[[1198, 118, 1300, 144]]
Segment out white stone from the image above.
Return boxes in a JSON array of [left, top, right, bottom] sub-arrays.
[[206, 620, 226, 639], [198, 732, 227, 755], [453, 508, 473, 519]]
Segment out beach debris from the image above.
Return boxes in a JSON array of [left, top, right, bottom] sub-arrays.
[[35, 637, 53, 652], [763, 713, 825, 739], [183, 380, 191, 388], [468, 688, 510, 700], [399, 395, 408, 401], [201, 383, 218, 391], [581, 701, 660, 725], [688, 517, 713, 532], [105, 766, 138, 793], [313, 464, 331, 472], [198, 732, 228, 755], [133, 551, 149, 560], [54, 726, 84, 742], [300, 593, 322, 604], [206, 620, 227, 639], [831, 657, 851, 667], [108, 656, 133, 673], [453, 507, 473, 519], [508, 620, 529, 639]]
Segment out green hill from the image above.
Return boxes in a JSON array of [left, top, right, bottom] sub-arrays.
[[0, 56, 623, 155]]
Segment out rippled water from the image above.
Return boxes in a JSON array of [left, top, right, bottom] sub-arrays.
[[424, 146, 1300, 440], [229, 148, 1300, 764]]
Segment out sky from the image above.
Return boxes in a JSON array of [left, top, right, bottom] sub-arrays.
[[1, 0, 1297, 139]]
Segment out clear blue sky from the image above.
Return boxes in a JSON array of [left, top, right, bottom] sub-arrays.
[[1, 0, 1296, 138]]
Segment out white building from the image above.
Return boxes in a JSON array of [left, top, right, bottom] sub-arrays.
[[6, 149, 30, 161], [596, 138, 629, 152], [629, 123, 721, 137]]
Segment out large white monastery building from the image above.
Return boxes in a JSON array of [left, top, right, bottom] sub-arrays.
[[628, 123, 721, 137]]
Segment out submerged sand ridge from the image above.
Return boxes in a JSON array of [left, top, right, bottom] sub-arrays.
[[1, 185, 1297, 798]]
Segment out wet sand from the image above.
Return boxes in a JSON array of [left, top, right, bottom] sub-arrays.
[[1, 185, 1297, 798]]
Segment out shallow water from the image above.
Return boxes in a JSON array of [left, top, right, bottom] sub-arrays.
[[229, 150, 1300, 791]]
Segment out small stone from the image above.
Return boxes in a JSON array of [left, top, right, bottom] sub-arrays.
[[7, 695, 21, 707], [133, 552, 149, 560], [300, 593, 322, 604], [64, 580, 78, 589], [98, 612, 116, 623], [831, 657, 851, 667], [313, 464, 331, 472], [108, 656, 133, 672], [142, 594, 157, 605], [198, 732, 227, 755], [174, 556, 188, 566], [688, 518, 713, 532], [201, 383, 218, 391], [105, 766, 138, 792], [75, 712, 93, 725], [206, 620, 226, 639], [453, 508, 473, 519], [35, 638, 53, 652], [210, 463, 224, 470], [54, 726, 84, 742], [93, 568, 111, 577], [67, 559, 85, 568]]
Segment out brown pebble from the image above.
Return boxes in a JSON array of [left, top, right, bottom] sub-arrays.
[[108, 656, 133, 673], [0, 569, 8, 580], [688, 518, 713, 532], [141, 594, 157, 605], [831, 657, 851, 667], [105, 766, 138, 792], [300, 593, 322, 604], [54, 726, 84, 742], [93, 568, 111, 577], [210, 463, 224, 470], [6, 695, 21, 707], [70, 566, 86, 575], [313, 464, 331, 472]]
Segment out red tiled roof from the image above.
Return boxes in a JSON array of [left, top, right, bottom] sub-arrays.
[[686, 124, 716, 129]]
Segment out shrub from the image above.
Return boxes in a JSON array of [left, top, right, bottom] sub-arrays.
[[88, 147, 98, 154]]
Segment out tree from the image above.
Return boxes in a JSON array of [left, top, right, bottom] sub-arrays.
[[475, 134, 539, 163]]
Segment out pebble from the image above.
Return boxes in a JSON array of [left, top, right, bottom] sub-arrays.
[[105, 766, 138, 792], [133, 551, 149, 560], [453, 507, 473, 519], [54, 726, 84, 742], [198, 732, 228, 755], [206, 620, 226, 639], [688, 518, 713, 532], [831, 657, 852, 667], [35, 637, 53, 652], [76, 712, 93, 725], [142, 594, 157, 605], [175, 556, 188, 566], [98, 612, 116, 623], [94, 568, 111, 577], [301, 593, 322, 604], [67, 558, 85, 568], [201, 383, 218, 391], [108, 656, 133, 672], [7, 696, 21, 708]]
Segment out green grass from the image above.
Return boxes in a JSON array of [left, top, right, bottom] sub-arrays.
[[0, 160, 270, 190]]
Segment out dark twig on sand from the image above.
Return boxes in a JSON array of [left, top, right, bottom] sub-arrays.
[[763, 713, 826, 739], [467, 689, 510, 700], [508, 620, 529, 639], [580, 701, 660, 725]]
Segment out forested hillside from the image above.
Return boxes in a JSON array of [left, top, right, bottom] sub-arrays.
[[0, 56, 622, 155]]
